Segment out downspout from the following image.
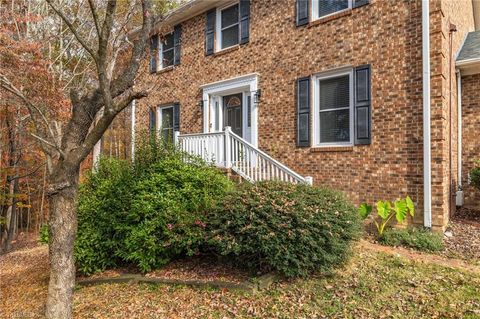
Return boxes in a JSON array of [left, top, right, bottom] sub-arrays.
[[456, 70, 464, 205], [131, 99, 136, 160], [422, 0, 432, 228], [448, 23, 457, 219]]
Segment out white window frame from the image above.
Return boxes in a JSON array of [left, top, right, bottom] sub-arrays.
[[312, 68, 354, 147], [156, 104, 174, 139], [311, 0, 352, 22], [158, 32, 174, 70], [216, 2, 240, 52]]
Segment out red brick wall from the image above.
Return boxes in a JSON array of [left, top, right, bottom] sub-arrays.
[[431, 0, 475, 226], [461, 73, 480, 208], [134, 0, 473, 229]]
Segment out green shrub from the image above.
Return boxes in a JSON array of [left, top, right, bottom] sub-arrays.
[[379, 227, 444, 252], [75, 136, 234, 274], [75, 157, 134, 275], [119, 153, 234, 272], [471, 160, 480, 190], [39, 224, 49, 245], [207, 181, 361, 278]]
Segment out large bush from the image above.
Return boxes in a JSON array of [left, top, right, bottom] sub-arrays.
[[75, 158, 134, 274], [75, 137, 234, 274], [207, 181, 361, 278], [119, 155, 234, 272]]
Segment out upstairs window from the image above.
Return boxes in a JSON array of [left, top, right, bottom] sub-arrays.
[[297, 0, 368, 26], [160, 33, 174, 69], [312, 0, 351, 20], [218, 3, 239, 50]]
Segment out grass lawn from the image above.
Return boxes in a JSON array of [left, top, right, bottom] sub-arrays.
[[1, 241, 479, 319]]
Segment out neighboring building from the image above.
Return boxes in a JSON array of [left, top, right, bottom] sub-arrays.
[[130, 0, 480, 230]]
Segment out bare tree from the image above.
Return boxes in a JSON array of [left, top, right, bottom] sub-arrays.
[[0, 0, 155, 317]]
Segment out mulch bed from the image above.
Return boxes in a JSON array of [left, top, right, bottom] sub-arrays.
[[454, 206, 480, 224], [77, 255, 254, 284], [442, 218, 480, 264], [145, 256, 252, 284]]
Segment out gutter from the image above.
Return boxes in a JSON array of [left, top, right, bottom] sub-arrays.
[[422, 0, 432, 228], [456, 57, 480, 67]]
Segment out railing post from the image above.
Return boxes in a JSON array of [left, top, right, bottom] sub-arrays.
[[173, 131, 180, 147], [225, 126, 232, 168], [305, 176, 313, 186]]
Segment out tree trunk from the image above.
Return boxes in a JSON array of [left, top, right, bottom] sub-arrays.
[[45, 165, 79, 319]]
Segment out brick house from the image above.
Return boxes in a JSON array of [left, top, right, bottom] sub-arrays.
[[128, 0, 480, 231]]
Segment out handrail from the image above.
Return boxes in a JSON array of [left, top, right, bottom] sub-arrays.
[[227, 130, 308, 183], [176, 128, 313, 185]]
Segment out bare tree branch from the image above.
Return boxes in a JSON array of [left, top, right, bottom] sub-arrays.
[[0, 74, 61, 153], [45, 0, 98, 62], [87, 0, 101, 37]]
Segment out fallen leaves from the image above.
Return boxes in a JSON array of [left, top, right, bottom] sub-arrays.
[[1, 234, 480, 319]]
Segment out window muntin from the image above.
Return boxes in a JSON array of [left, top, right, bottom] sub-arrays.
[[158, 106, 174, 142], [312, 0, 351, 21], [160, 33, 174, 68], [219, 3, 239, 50], [314, 70, 353, 146]]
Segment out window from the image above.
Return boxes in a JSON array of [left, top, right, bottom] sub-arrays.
[[160, 33, 174, 68], [314, 70, 353, 146], [312, 0, 351, 20], [157, 105, 174, 142], [218, 3, 239, 50]]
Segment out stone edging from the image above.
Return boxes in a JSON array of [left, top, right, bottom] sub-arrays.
[[76, 272, 280, 293]]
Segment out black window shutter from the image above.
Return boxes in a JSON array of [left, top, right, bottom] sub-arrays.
[[296, 0, 309, 26], [173, 102, 180, 131], [148, 107, 156, 133], [173, 24, 182, 66], [239, 0, 250, 44], [297, 77, 311, 147], [205, 9, 216, 55], [353, 0, 369, 8], [149, 35, 158, 73], [354, 65, 372, 145]]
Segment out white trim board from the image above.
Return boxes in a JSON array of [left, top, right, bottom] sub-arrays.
[[202, 73, 259, 147]]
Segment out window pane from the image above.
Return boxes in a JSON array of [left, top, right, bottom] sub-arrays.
[[221, 25, 239, 48], [221, 4, 239, 28], [320, 75, 349, 110], [162, 49, 174, 67], [162, 33, 174, 50], [319, 109, 350, 143], [318, 0, 349, 18], [161, 107, 173, 129]]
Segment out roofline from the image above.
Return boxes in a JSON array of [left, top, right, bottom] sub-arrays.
[[160, 0, 226, 27], [456, 57, 480, 66]]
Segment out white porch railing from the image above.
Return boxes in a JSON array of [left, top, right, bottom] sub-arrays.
[[175, 127, 313, 185]]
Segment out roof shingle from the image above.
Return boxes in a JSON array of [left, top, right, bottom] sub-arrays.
[[457, 30, 480, 62]]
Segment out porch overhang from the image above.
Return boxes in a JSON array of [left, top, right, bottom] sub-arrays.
[[456, 31, 480, 75]]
